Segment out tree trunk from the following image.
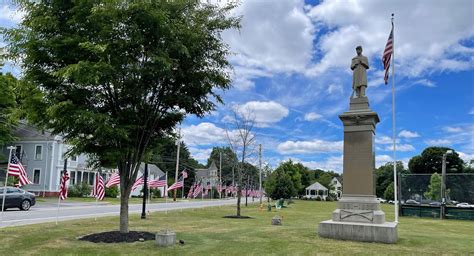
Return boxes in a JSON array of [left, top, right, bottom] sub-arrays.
[[120, 190, 130, 233], [236, 185, 241, 217]]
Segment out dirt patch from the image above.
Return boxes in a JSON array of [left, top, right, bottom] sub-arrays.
[[223, 215, 253, 219], [78, 231, 155, 243]]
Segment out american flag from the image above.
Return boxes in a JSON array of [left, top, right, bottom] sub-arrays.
[[132, 176, 144, 191], [192, 181, 202, 198], [105, 172, 120, 188], [8, 154, 32, 186], [148, 175, 167, 188], [187, 183, 195, 198], [181, 170, 188, 179], [59, 170, 69, 200], [92, 173, 105, 200], [382, 23, 394, 84], [167, 176, 184, 191]]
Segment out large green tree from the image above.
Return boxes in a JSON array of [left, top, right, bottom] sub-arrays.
[[264, 167, 295, 200], [6, 1, 239, 233], [375, 161, 408, 198], [408, 147, 464, 174], [0, 69, 18, 160], [274, 160, 302, 197]]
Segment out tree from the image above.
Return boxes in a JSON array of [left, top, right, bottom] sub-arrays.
[[273, 160, 302, 197], [424, 173, 441, 201], [226, 109, 256, 217], [0, 69, 18, 160], [384, 181, 395, 201], [265, 167, 295, 200], [318, 172, 335, 194], [408, 147, 464, 174], [375, 161, 407, 198], [6, 1, 239, 233], [206, 146, 238, 185]]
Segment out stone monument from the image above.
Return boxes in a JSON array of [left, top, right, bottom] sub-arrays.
[[317, 46, 398, 244]]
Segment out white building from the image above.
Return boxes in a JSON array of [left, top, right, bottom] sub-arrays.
[[304, 182, 328, 200], [331, 177, 343, 199]]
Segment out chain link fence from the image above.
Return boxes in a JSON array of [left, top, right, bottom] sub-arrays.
[[400, 173, 474, 220]]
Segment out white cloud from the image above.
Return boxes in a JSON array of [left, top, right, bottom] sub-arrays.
[[413, 79, 436, 87], [236, 101, 289, 126], [398, 130, 420, 138], [181, 122, 228, 146], [307, 0, 474, 78], [304, 112, 323, 121], [376, 154, 393, 168], [188, 147, 213, 163], [457, 151, 474, 164], [376, 135, 395, 144], [296, 155, 344, 172], [469, 108, 474, 115], [0, 5, 25, 24], [277, 139, 343, 154], [443, 126, 463, 133], [425, 139, 452, 146], [383, 143, 415, 152], [224, 0, 315, 74]]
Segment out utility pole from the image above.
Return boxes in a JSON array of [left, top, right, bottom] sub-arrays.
[[259, 144, 262, 204], [219, 150, 222, 199], [441, 150, 452, 219], [141, 163, 148, 219], [174, 128, 181, 202], [232, 166, 235, 198]]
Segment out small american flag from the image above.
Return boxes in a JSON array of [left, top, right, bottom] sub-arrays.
[[59, 170, 69, 200], [383, 23, 394, 84], [192, 181, 202, 198], [187, 183, 195, 198], [148, 175, 167, 188], [167, 176, 184, 191], [8, 154, 32, 186], [105, 172, 120, 188], [132, 176, 144, 191], [92, 174, 105, 200]]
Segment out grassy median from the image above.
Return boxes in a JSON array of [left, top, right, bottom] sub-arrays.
[[1, 200, 473, 255]]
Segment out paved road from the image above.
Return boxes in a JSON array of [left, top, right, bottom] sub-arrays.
[[0, 199, 238, 228]]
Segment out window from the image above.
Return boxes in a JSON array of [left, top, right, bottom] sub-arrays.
[[33, 169, 41, 184], [70, 155, 77, 162], [77, 171, 82, 184], [15, 145, 22, 159], [83, 172, 89, 184], [333, 180, 337, 184], [88, 173, 94, 185], [35, 145, 43, 160], [70, 171, 76, 185]]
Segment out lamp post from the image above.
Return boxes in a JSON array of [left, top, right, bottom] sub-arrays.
[[141, 163, 148, 219], [441, 149, 452, 219]]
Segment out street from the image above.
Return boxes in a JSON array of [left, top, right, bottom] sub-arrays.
[[0, 198, 238, 228]]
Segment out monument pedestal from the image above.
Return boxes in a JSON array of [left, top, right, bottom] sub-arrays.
[[318, 97, 397, 244]]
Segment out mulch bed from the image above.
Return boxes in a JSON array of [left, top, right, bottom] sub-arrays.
[[223, 215, 253, 219], [79, 231, 155, 243]]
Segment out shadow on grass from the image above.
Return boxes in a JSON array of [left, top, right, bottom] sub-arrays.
[[78, 231, 154, 243], [222, 215, 253, 219]]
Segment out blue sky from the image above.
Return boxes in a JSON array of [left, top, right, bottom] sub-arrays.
[[1, 0, 473, 172]]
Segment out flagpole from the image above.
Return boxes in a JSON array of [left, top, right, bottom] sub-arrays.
[[1, 146, 15, 223], [391, 13, 398, 224], [57, 159, 67, 225], [94, 172, 98, 221]]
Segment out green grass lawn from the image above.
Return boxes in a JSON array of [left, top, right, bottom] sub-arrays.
[[1, 200, 473, 255]]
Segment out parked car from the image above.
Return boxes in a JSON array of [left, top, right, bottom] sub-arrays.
[[405, 199, 420, 205], [429, 201, 442, 206], [0, 187, 36, 211], [456, 203, 472, 208], [376, 198, 387, 203]]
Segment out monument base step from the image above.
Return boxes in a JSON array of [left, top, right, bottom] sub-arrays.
[[318, 220, 398, 244]]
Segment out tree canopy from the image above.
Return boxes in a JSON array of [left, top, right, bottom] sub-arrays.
[[408, 147, 464, 174], [5, 0, 239, 233], [206, 146, 238, 185], [0, 69, 18, 160]]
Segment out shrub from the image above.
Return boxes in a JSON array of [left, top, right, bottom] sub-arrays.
[[315, 197, 321, 201], [105, 186, 119, 198], [68, 182, 91, 197], [150, 188, 162, 198]]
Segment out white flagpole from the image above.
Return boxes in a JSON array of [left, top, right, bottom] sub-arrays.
[[1, 146, 15, 223], [391, 13, 399, 223], [165, 172, 168, 214]]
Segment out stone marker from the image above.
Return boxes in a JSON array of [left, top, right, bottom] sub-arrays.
[[155, 230, 176, 247], [272, 216, 282, 225], [318, 46, 398, 244]]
